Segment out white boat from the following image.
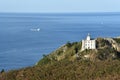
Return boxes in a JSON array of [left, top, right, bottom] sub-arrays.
[[30, 28, 41, 32]]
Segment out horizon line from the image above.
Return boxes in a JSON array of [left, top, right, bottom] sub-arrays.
[[0, 11, 120, 14]]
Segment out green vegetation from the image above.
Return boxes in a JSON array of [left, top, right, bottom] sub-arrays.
[[96, 38, 111, 48], [66, 41, 72, 48], [37, 55, 51, 65], [1, 38, 120, 80], [1, 59, 120, 80], [0, 69, 5, 73], [97, 47, 117, 60], [113, 38, 120, 44]]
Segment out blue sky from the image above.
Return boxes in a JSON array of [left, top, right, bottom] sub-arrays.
[[0, 0, 120, 13]]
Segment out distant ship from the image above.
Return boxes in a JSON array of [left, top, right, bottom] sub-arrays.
[[30, 28, 41, 32]]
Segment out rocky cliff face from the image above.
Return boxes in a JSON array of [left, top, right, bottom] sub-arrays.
[[104, 38, 120, 52]]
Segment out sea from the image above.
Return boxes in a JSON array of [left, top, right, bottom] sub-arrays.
[[0, 13, 120, 71]]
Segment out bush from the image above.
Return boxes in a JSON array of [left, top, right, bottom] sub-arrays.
[[66, 41, 72, 48], [113, 38, 120, 44], [1, 69, 4, 73], [38, 56, 51, 65]]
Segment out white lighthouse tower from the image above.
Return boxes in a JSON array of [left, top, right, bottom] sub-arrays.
[[81, 33, 96, 51]]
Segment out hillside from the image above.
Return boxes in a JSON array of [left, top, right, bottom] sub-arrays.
[[37, 37, 120, 64], [1, 37, 120, 80]]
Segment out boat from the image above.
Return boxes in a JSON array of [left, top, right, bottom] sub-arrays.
[[30, 28, 41, 32]]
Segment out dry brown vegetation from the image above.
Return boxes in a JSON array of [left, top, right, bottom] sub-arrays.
[[1, 59, 120, 80]]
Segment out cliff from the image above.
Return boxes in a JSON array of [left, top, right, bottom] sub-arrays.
[[1, 37, 120, 80]]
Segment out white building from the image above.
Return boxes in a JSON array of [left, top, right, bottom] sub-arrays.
[[81, 33, 96, 51]]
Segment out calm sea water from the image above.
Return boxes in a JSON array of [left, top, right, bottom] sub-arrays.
[[0, 13, 120, 71]]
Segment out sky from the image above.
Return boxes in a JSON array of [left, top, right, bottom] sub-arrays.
[[0, 0, 120, 13]]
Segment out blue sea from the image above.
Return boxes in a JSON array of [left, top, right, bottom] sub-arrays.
[[0, 13, 120, 71]]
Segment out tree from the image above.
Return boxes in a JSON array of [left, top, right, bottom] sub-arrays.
[[1, 69, 4, 73]]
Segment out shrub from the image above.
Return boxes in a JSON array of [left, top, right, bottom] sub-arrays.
[[38, 56, 51, 65], [66, 41, 72, 48], [113, 38, 120, 44]]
